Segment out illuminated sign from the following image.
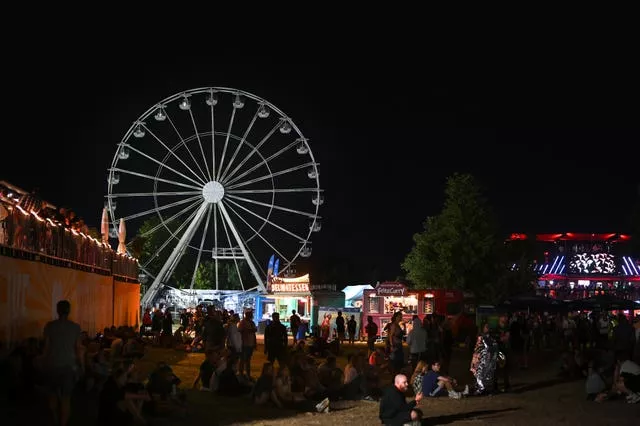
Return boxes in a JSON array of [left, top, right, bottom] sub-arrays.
[[376, 282, 407, 296], [272, 283, 310, 292], [569, 253, 616, 274]]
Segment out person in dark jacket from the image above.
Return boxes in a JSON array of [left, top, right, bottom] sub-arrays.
[[379, 374, 423, 425], [264, 313, 288, 367]]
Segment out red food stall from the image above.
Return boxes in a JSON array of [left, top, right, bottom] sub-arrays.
[[361, 282, 465, 336]]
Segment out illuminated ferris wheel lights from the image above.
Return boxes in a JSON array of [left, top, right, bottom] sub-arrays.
[[310, 220, 321, 232], [307, 167, 318, 179], [108, 172, 120, 185]]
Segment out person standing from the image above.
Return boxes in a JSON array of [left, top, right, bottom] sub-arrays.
[[238, 310, 257, 378], [365, 316, 379, 355], [406, 316, 426, 368], [43, 300, 83, 426], [289, 310, 301, 344], [389, 312, 405, 375], [347, 315, 357, 345], [335, 311, 346, 344], [264, 312, 288, 368]]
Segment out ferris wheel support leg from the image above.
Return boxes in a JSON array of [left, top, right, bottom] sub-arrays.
[[217, 202, 267, 293], [141, 202, 209, 307]]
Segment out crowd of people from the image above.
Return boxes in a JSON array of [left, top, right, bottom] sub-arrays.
[[2, 298, 639, 426]]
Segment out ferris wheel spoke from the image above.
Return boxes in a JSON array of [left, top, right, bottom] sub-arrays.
[[122, 143, 206, 188], [218, 111, 258, 182], [218, 201, 245, 291], [142, 124, 208, 185], [215, 108, 237, 181], [110, 167, 203, 191], [224, 198, 307, 242], [226, 162, 316, 190], [210, 97, 216, 180], [188, 109, 212, 180], [119, 195, 203, 222], [164, 111, 210, 182], [223, 122, 280, 184], [189, 204, 212, 289], [224, 200, 292, 265], [108, 191, 201, 198], [227, 194, 320, 219], [225, 210, 267, 285], [141, 206, 201, 269], [228, 188, 323, 194], [126, 200, 201, 244], [224, 139, 299, 186], [213, 203, 219, 290]]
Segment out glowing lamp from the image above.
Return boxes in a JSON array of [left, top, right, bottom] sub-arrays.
[[179, 96, 191, 110]]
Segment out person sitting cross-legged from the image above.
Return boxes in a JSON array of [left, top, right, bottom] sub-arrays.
[[421, 361, 468, 399]]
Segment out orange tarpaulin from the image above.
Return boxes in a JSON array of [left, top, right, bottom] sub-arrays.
[[114, 280, 140, 328], [0, 256, 139, 344]]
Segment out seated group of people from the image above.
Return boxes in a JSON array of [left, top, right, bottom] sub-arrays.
[[585, 351, 640, 404]]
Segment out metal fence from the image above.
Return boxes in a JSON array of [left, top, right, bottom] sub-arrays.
[[0, 201, 138, 280]]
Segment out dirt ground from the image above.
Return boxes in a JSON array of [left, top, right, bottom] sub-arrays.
[[4, 341, 639, 425], [129, 342, 640, 426]]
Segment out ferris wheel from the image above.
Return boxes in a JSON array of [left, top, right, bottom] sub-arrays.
[[105, 87, 323, 306]]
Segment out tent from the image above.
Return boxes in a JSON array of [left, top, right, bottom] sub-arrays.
[[567, 295, 640, 312], [496, 294, 567, 313], [342, 284, 374, 308]]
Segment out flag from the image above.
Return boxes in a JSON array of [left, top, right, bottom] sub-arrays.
[[274, 258, 280, 277], [267, 254, 275, 276]]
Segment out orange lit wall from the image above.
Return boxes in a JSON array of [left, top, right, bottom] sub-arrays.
[[0, 256, 139, 344]]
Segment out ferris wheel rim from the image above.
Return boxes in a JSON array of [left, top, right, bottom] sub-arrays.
[[106, 86, 323, 289]]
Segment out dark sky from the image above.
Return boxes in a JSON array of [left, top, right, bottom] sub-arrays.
[[4, 45, 639, 285]]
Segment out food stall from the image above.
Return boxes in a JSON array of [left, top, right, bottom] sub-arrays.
[[361, 282, 465, 336], [256, 274, 313, 330]]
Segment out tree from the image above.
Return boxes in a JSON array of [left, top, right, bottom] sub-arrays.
[[193, 260, 248, 290], [132, 216, 252, 290], [402, 173, 498, 297]]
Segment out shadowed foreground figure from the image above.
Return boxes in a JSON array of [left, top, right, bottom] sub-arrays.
[[379, 374, 423, 426]]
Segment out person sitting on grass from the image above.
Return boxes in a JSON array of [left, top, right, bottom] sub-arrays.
[[421, 361, 468, 399], [410, 360, 428, 396], [192, 350, 218, 391], [379, 374, 423, 426], [254, 362, 280, 406], [217, 353, 252, 396], [98, 368, 150, 426]]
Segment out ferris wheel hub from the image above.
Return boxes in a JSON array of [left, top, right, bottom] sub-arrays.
[[202, 180, 225, 203]]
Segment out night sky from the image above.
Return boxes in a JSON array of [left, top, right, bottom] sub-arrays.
[[4, 45, 639, 285]]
